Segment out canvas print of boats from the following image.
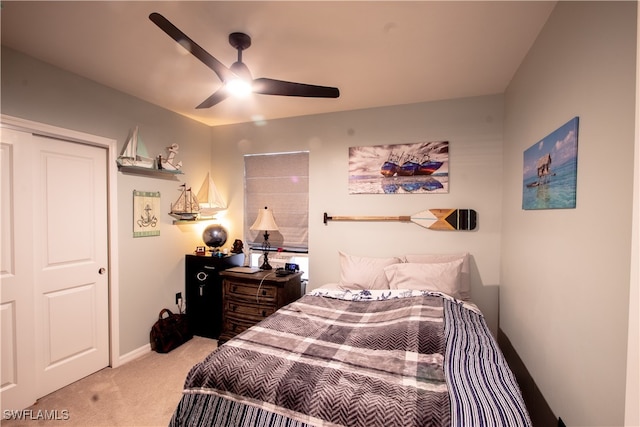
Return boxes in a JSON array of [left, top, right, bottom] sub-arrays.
[[522, 117, 579, 210], [348, 141, 449, 194]]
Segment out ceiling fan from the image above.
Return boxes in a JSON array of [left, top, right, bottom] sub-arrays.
[[149, 12, 340, 109]]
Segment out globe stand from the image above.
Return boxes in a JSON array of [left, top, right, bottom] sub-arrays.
[[208, 247, 224, 258]]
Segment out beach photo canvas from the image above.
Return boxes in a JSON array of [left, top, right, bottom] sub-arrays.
[[348, 141, 449, 194], [522, 117, 579, 210]]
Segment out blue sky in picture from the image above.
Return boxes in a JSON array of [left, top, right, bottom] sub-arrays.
[[523, 117, 579, 181]]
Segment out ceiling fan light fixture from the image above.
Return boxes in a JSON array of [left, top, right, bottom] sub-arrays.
[[226, 77, 253, 98], [149, 13, 340, 109]]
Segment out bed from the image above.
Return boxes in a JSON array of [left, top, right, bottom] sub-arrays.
[[170, 253, 531, 427]]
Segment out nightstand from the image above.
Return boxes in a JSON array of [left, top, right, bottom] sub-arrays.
[[218, 270, 303, 343]]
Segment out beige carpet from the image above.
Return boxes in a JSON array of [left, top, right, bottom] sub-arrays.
[[3, 336, 218, 427]]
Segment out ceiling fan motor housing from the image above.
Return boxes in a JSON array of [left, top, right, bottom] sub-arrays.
[[229, 32, 251, 51]]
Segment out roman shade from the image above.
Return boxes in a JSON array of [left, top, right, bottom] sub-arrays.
[[244, 152, 309, 252]]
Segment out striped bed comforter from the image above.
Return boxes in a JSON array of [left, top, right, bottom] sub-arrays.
[[170, 290, 531, 427]]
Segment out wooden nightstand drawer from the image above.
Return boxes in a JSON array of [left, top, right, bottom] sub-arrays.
[[219, 270, 303, 343], [222, 316, 256, 338], [225, 281, 277, 302], [225, 300, 275, 320]]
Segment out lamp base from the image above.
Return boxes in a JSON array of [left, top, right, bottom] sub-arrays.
[[260, 261, 272, 270], [260, 250, 273, 270]]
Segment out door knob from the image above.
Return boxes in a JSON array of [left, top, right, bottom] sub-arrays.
[[98, 268, 106, 275]]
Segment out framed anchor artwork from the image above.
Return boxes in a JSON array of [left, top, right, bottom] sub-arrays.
[[133, 190, 161, 237]]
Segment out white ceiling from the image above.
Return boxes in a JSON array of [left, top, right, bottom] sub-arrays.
[[1, 1, 556, 127]]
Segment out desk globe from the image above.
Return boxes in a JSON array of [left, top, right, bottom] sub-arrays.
[[202, 224, 228, 251]]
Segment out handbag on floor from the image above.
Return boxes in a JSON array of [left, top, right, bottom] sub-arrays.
[[150, 308, 192, 353]]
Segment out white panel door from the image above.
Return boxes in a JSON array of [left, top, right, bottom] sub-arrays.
[[0, 126, 110, 410], [0, 129, 37, 410], [31, 134, 109, 397]]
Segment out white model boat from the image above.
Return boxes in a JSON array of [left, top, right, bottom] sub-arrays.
[[196, 172, 226, 218], [169, 184, 200, 220], [117, 126, 155, 169]]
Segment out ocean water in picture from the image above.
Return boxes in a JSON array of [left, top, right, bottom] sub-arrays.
[[349, 174, 449, 194], [522, 157, 577, 209], [522, 117, 579, 210]]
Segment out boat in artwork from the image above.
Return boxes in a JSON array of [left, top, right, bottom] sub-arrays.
[[196, 172, 227, 218], [169, 184, 200, 220], [380, 152, 401, 177], [396, 155, 421, 176], [117, 126, 155, 169], [417, 156, 444, 175]]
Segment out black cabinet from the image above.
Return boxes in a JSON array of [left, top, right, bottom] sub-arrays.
[[185, 254, 243, 339]]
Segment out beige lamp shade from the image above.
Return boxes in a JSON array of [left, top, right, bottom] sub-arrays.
[[250, 207, 279, 231]]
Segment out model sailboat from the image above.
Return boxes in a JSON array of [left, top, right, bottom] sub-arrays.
[[117, 126, 155, 169], [196, 172, 226, 218], [169, 184, 200, 220]]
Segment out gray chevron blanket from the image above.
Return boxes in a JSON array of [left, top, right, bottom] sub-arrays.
[[170, 290, 531, 427]]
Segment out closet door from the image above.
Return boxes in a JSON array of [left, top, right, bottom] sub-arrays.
[[1, 127, 110, 409], [32, 134, 109, 397], [1, 128, 37, 410]]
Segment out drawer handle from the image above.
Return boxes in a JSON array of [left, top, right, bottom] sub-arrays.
[[231, 305, 237, 312], [204, 266, 216, 270], [232, 285, 237, 292], [262, 310, 267, 317], [261, 290, 267, 296]]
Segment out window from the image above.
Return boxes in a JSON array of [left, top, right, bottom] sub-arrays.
[[244, 152, 309, 253]]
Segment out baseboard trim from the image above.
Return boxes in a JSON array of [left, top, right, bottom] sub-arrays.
[[117, 343, 151, 366], [498, 328, 557, 427]]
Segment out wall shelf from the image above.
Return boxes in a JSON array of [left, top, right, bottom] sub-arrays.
[[172, 218, 219, 225], [117, 165, 182, 180], [173, 219, 202, 225]]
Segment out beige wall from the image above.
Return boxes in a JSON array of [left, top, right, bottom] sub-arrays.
[[626, 7, 640, 426], [209, 95, 505, 334], [502, 2, 636, 425], [1, 47, 213, 355]]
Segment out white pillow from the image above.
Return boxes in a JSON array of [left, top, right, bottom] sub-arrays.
[[403, 253, 470, 300], [384, 259, 464, 299], [338, 251, 402, 290]]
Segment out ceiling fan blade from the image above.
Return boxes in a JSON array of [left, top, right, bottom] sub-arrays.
[[196, 87, 230, 109], [149, 12, 236, 83], [252, 78, 340, 98]]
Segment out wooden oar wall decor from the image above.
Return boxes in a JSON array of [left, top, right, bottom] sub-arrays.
[[323, 208, 477, 231]]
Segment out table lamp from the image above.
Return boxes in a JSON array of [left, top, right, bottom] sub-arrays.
[[250, 206, 279, 270]]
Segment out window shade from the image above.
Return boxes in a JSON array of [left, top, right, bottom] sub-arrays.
[[244, 152, 309, 252]]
